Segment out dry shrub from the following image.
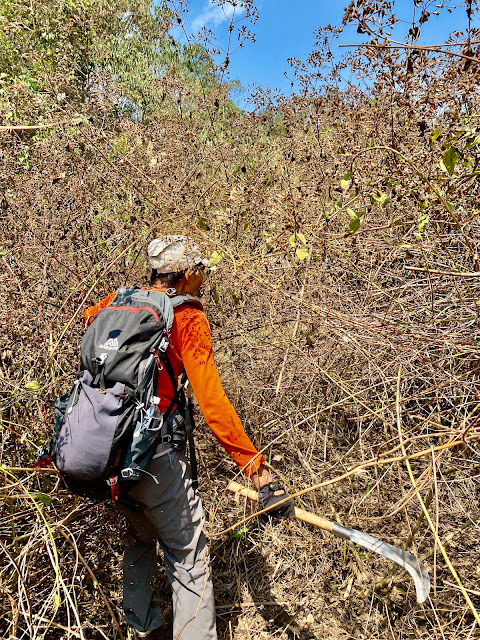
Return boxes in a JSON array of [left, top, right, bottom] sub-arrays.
[[1, 27, 480, 640]]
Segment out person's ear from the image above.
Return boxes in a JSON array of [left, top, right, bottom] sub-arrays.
[[184, 266, 195, 281]]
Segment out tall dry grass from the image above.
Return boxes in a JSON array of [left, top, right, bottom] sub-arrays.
[[1, 43, 480, 638]]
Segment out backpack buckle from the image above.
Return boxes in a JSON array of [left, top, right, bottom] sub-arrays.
[[158, 329, 170, 353], [151, 348, 163, 371]]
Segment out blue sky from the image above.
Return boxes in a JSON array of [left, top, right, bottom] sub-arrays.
[[171, 1, 477, 107]]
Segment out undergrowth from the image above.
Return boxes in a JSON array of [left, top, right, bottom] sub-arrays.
[[1, 1, 480, 638]]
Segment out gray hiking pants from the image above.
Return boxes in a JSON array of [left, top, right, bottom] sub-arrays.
[[118, 450, 217, 640]]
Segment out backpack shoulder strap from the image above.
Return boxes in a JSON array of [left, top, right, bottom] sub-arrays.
[[128, 289, 176, 333], [111, 286, 140, 304], [168, 292, 204, 312]]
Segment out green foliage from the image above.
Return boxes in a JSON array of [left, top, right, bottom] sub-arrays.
[[327, 201, 342, 220], [273, 112, 287, 134], [417, 214, 429, 233], [370, 192, 389, 206], [289, 233, 309, 259], [209, 251, 224, 267], [25, 380, 41, 391], [440, 147, 460, 175], [18, 149, 30, 171], [295, 247, 309, 260], [0, 0, 233, 123], [0, 0, 108, 98], [35, 493, 53, 506], [465, 134, 480, 150], [289, 233, 306, 247], [346, 208, 365, 234], [340, 171, 353, 189]]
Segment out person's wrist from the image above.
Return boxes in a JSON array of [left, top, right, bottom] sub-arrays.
[[251, 465, 273, 489]]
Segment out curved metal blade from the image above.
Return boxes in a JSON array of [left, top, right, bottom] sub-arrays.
[[333, 525, 430, 603]]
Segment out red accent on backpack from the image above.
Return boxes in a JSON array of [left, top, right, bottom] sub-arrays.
[[109, 476, 120, 501]]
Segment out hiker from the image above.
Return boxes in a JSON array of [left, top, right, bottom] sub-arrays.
[[83, 236, 295, 640]]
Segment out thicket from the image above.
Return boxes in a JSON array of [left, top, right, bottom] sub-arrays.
[[1, 1, 480, 639]]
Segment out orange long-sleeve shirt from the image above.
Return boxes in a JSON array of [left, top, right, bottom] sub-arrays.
[[83, 289, 263, 477]]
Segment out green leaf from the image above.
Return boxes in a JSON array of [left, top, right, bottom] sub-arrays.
[[35, 493, 52, 506], [442, 147, 460, 175], [392, 220, 404, 226], [466, 135, 480, 150], [327, 201, 342, 220], [346, 208, 364, 234], [297, 233, 307, 245], [431, 128, 442, 142], [232, 526, 249, 538], [370, 192, 390, 206], [25, 381, 41, 392], [414, 232, 422, 241], [289, 235, 296, 247], [348, 217, 361, 234], [418, 214, 429, 233], [340, 171, 353, 189], [208, 251, 224, 267], [295, 248, 310, 260], [196, 217, 208, 231]]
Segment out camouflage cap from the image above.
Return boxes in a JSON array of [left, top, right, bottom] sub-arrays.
[[147, 235, 208, 273]]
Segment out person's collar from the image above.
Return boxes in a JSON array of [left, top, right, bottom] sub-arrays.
[[142, 285, 168, 293]]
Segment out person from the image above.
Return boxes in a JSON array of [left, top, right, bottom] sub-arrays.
[[83, 236, 294, 640]]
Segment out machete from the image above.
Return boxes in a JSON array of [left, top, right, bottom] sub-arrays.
[[227, 481, 430, 604]]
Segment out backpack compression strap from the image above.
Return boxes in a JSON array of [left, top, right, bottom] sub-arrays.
[[184, 386, 198, 489]]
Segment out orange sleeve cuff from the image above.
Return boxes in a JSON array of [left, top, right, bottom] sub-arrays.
[[241, 453, 264, 477]]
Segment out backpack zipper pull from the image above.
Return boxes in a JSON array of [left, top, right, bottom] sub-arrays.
[[121, 467, 160, 484], [67, 379, 82, 415]]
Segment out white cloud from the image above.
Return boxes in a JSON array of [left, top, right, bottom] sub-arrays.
[[191, 1, 245, 32]]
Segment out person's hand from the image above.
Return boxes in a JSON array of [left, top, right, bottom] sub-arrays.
[[258, 482, 296, 520]]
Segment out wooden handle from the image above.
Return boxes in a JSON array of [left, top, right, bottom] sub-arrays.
[[227, 481, 334, 532]]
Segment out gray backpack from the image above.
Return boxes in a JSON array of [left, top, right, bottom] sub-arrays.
[[47, 287, 202, 501]]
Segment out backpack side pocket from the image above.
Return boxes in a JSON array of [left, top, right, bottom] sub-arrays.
[[55, 371, 125, 481]]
